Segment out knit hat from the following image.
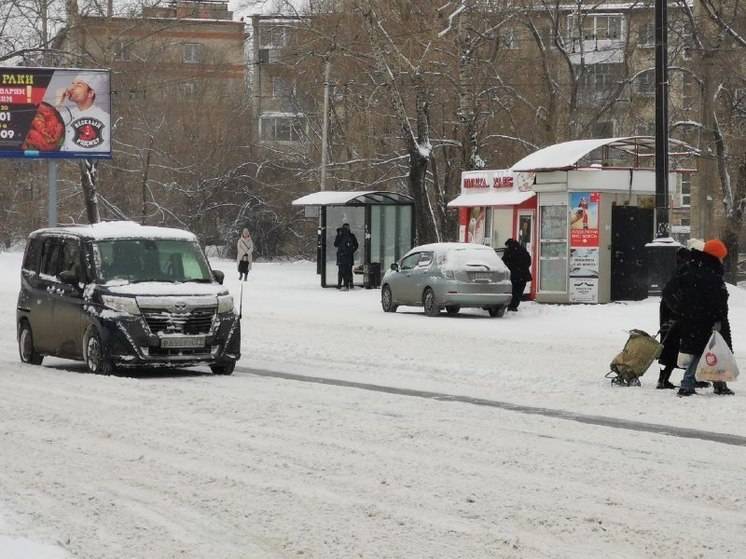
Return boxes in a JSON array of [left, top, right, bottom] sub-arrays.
[[703, 239, 728, 261], [687, 238, 705, 252]]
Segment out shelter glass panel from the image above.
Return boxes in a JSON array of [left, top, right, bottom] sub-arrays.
[[371, 205, 412, 273], [326, 206, 365, 287]]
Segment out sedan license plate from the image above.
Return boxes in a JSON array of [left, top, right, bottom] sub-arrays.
[[471, 272, 492, 282], [160, 336, 206, 349]]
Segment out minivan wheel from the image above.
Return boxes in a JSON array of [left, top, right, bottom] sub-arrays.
[[210, 360, 236, 375], [18, 322, 43, 365], [381, 285, 398, 313], [445, 305, 460, 315], [488, 305, 506, 318], [84, 328, 114, 375], [423, 288, 441, 316]]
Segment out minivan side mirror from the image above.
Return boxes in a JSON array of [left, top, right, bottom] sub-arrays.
[[58, 270, 79, 285], [390, 263, 399, 272], [213, 269, 225, 285]]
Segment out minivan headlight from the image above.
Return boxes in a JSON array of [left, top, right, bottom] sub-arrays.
[[101, 295, 140, 316], [217, 294, 235, 314]]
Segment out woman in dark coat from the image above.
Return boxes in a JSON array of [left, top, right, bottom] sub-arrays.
[[657, 247, 691, 389], [676, 239, 734, 396], [502, 238, 532, 311]]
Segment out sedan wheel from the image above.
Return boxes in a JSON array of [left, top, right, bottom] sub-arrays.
[[488, 305, 506, 318], [423, 288, 441, 316], [381, 285, 398, 313]]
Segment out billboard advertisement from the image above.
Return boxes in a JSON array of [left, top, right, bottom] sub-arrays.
[[0, 67, 111, 159]]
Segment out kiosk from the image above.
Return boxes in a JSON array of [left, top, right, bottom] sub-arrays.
[[449, 137, 688, 304], [292, 191, 415, 288]]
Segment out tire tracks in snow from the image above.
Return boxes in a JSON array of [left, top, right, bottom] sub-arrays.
[[236, 366, 746, 447]]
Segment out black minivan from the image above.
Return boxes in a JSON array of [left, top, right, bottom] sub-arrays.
[[17, 221, 241, 375]]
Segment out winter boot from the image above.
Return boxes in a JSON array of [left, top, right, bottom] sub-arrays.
[[656, 368, 676, 389], [713, 382, 735, 395], [677, 387, 697, 397]]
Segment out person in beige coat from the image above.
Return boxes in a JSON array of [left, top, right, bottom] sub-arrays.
[[237, 228, 254, 281]]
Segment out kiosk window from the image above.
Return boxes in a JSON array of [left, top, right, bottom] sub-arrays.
[[539, 206, 567, 292]]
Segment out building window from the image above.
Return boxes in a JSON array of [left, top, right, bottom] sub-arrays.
[[259, 26, 287, 49], [682, 73, 697, 110], [567, 13, 624, 44], [113, 39, 130, 61], [735, 88, 746, 118], [638, 22, 655, 47], [183, 43, 202, 64], [272, 77, 294, 98], [260, 115, 305, 142], [498, 28, 518, 49], [578, 63, 623, 103], [591, 120, 615, 138], [178, 82, 196, 98], [681, 174, 691, 207], [636, 70, 655, 97]]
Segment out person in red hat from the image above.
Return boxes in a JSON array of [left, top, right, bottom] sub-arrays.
[[676, 239, 734, 396]]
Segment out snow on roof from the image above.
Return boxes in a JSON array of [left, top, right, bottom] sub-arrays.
[[292, 191, 414, 206], [448, 190, 535, 208], [407, 242, 496, 255], [511, 136, 697, 173], [33, 221, 197, 241]]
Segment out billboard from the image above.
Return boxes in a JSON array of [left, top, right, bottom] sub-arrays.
[[0, 67, 111, 159]]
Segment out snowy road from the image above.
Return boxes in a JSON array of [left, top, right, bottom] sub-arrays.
[[1, 253, 745, 558]]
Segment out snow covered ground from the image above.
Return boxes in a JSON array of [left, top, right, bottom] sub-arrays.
[[0, 251, 745, 558]]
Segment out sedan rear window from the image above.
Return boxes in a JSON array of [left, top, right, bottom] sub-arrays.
[[441, 247, 505, 271]]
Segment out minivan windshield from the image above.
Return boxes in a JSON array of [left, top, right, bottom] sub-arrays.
[[94, 239, 212, 283]]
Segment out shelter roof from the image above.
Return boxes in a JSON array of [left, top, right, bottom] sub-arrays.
[[292, 191, 413, 206]]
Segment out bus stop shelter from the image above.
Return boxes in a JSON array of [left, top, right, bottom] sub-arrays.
[[292, 191, 415, 288]]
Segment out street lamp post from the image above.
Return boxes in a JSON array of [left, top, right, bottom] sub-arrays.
[[654, 0, 669, 238]]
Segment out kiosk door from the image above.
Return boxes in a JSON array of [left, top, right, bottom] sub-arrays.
[[611, 206, 653, 301]]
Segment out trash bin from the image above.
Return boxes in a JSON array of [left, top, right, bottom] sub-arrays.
[[364, 262, 381, 289]]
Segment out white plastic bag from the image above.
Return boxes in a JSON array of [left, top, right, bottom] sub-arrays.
[[695, 331, 740, 382]]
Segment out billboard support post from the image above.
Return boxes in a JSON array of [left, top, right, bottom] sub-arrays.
[[48, 159, 57, 227]]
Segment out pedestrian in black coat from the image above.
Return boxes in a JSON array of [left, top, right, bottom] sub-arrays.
[[656, 247, 691, 389], [676, 239, 734, 396], [334, 223, 359, 290], [502, 238, 532, 311]]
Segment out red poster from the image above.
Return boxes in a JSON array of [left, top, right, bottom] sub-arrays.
[[569, 192, 600, 247]]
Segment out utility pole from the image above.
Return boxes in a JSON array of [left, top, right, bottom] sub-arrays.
[[654, 0, 669, 238], [319, 57, 331, 191]]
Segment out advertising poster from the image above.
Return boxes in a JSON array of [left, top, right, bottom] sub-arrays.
[[570, 278, 598, 303], [467, 206, 485, 244], [569, 247, 599, 278], [0, 67, 111, 158], [569, 191, 600, 247]]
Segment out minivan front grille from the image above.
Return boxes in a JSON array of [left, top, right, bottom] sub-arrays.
[[142, 307, 216, 335]]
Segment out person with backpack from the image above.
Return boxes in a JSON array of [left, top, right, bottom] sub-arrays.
[[676, 239, 735, 397], [502, 238, 532, 311]]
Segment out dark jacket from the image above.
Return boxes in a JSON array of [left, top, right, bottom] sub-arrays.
[[677, 251, 732, 355], [334, 229, 358, 267], [502, 241, 532, 283]]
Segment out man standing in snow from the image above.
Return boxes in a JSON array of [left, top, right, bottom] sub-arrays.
[[502, 238, 531, 311], [236, 228, 253, 281], [334, 223, 358, 290], [676, 239, 734, 397]]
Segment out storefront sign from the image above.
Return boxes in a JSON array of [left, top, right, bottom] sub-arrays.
[[569, 192, 600, 247], [0, 67, 111, 159]]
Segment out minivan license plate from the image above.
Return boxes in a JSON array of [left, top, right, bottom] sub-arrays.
[[160, 336, 205, 349]]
